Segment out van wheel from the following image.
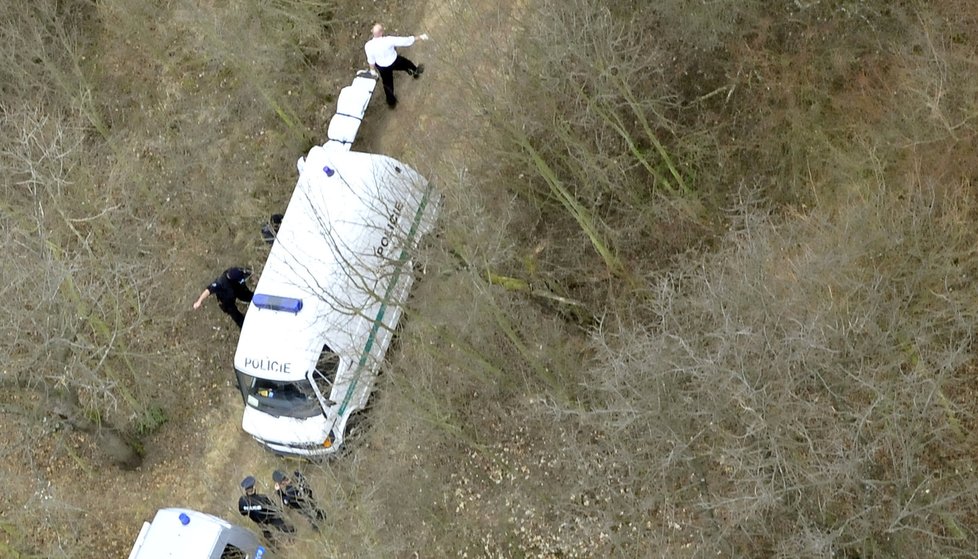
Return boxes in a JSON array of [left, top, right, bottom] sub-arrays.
[[333, 410, 371, 459], [345, 409, 372, 441], [411, 255, 430, 279]]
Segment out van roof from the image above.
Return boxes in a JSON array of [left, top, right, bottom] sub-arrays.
[[233, 148, 428, 382], [128, 509, 226, 559]]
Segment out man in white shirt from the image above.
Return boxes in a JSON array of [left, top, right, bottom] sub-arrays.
[[364, 23, 429, 108]]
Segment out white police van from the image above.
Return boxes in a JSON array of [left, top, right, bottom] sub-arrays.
[[128, 508, 267, 559], [232, 143, 439, 457]]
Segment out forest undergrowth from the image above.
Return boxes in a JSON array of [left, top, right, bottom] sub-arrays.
[[2, 0, 978, 557]]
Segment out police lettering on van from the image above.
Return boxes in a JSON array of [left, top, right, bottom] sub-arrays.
[[375, 200, 404, 258], [242, 357, 292, 375]]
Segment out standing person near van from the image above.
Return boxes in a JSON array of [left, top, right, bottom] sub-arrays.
[[364, 23, 429, 108], [192, 267, 253, 328], [237, 476, 294, 542], [273, 470, 326, 529]]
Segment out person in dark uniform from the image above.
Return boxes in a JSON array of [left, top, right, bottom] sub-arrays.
[[237, 475, 294, 542], [273, 469, 326, 529], [192, 267, 253, 328]]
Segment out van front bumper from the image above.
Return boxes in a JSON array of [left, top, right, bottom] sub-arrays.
[[252, 436, 340, 458]]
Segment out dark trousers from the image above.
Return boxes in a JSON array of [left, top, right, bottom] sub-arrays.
[[259, 518, 295, 547], [220, 285, 253, 328], [377, 55, 418, 106], [297, 502, 327, 528]]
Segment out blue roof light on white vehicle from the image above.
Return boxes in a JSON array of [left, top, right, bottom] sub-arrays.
[[253, 294, 303, 314], [323, 165, 335, 177], [178, 512, 190, 525]]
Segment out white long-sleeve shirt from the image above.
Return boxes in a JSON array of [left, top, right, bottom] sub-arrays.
[[364, 35, 416, 68]]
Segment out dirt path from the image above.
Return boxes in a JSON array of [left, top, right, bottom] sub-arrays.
[[361, 0, 522, 162], [92, 1, 524, 557]]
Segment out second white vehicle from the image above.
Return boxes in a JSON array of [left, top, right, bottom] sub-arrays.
[[128, 508, 267, 559]]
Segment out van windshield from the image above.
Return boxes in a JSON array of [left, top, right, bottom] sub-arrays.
[[235, 370, 325, 419]]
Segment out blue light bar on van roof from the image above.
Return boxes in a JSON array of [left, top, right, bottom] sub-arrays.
[[253, 294, 303, 314]]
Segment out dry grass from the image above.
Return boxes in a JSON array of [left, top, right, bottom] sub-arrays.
[[3, 0, 978, 557]]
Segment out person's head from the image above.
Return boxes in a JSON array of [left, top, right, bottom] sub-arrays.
[[241, 475, 257, 495], [272, 470, 291, 487], [371, 23, 384, 38], [226, 267, 250, 283]]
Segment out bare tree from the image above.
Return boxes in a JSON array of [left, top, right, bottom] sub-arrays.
[[584, 180, 978, 556], [0, 104, 161, 468]]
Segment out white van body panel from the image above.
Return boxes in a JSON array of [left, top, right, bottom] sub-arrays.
[[241, 404, 330, 446], [233, 146, 438, 457], [128, 508, 266, 559]]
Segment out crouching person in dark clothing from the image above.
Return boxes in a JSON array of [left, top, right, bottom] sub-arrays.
[[273, 469, 326, 529], [193, 267, 253, 328], [238, 475, 294, 544]]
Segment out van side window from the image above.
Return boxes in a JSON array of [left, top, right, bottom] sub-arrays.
[[313, 346, 340, 405], [220, 544, 246, 559], [316, 345, 340, 385]]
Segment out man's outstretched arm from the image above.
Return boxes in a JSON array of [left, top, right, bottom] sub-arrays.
[[192, 288, 211, 310]]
